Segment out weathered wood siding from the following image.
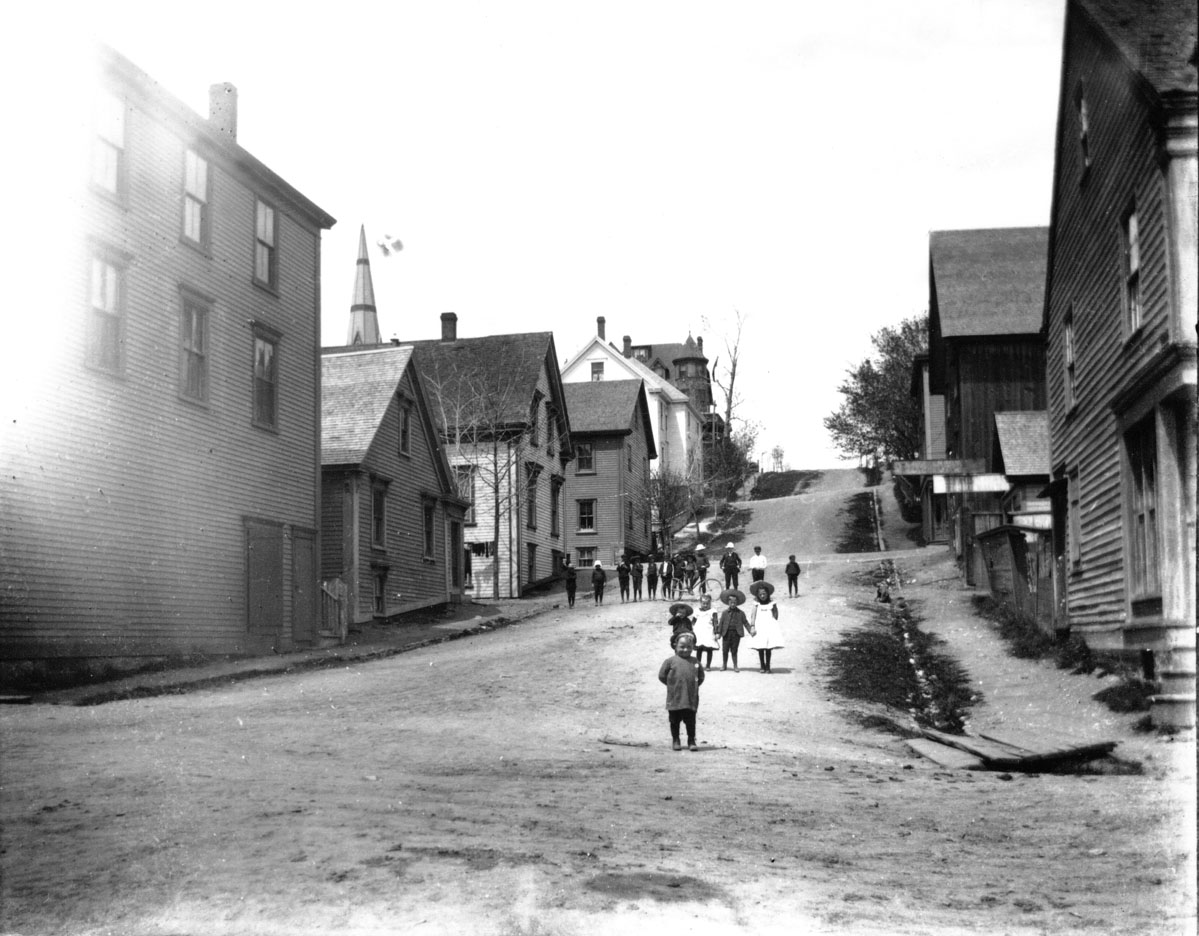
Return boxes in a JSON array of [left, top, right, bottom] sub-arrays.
[[952, 341, 1045, 469], [1044, 8, 1192, 644], [1, 52, 329, 658]]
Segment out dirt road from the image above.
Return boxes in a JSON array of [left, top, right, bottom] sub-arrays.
[[1, 469, 1194, 935]]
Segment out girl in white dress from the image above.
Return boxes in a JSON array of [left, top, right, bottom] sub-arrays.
[[748, 581, 782, 673]]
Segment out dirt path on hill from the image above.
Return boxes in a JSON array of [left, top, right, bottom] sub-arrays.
[[1, 469, 1194, 936]]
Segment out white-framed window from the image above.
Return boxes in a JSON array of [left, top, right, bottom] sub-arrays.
[[254, 199, 278, 288], [526, 465, 539, 530], [576, 442, 594, 473], [92, 90, 125, 195], [180, 292, 209, 401], [183, 150, 210, 246], [550, 478, 561, 536], [576, 546, 596, 566], [577, 499, 596, 532], [423, 498, 436, 559], [372, 567, 388, 615], [88, 254, 124, 374], [590, 361, 604, 381], [455, 465, 476, 524]]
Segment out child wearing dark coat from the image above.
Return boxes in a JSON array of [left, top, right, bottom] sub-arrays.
[[658, 633, 704, 751], [785, 555, 801, 597]]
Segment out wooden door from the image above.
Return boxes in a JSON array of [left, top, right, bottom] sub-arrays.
[[292, 528, 318, 645], [246, 519, 283, 639]]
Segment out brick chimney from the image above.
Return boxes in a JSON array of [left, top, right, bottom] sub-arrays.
[[622, 336, 632, 358], [597, 316, 606, 340], [440, 312, 458, 342], [209, 83, 237, 140]]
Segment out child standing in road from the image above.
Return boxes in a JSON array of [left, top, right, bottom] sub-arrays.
[[785, 555, 801, 597], [748, 581, 782, 673], [646, 558, 659, 600], [658, 632, 704, 751], [591, 562, 607, 605], [631, 559, 644, 601], [693, 593, 720, 670]]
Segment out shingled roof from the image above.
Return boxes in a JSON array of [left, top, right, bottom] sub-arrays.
[[321, 345, 414, 465], [407, 332, 557, 431], [930, 227, 1049, 338], [993, 411, 1050, 477], [563, 380, 643, 434], [1076, 0, 1198, 96]]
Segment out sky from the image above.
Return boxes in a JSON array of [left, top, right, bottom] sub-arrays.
[[14, 0, 1065, 469]]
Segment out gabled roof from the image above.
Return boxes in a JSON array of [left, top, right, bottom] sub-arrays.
[[321, 345, 415, 465], [562, 380, 657, 457], [930, 227, 1049, 338], [1076, 0, 1198, 96], [993, 411, 1050, 477], [406, 332, 571, 454], [562, 336, 690, 405]]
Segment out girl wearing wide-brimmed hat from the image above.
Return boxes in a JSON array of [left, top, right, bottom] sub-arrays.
[[747, 580, 783, 673], [667, 602, 695, 650], [715, 588, 751, 672]]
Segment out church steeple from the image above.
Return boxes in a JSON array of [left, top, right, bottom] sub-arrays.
[[346, 225, 381, 346]]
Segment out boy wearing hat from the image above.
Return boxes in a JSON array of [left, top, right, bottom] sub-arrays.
[[715, 589, 751, 672], [720, 543, 742, 589], [658, 632, 704, 751]]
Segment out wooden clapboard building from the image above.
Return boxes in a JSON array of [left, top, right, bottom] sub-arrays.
[[1042, 0, 1196, 725], [320, 231, 467, 624], [0, 45, 336, 672], [561, 379, 656, 569], [895, 227, 1048, 582], [408, 315, 573, 599]]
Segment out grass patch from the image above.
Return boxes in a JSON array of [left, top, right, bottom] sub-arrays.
[[835, 492, 879, 553], [700, 505, 752, 549], [749, 470, 822, 500]]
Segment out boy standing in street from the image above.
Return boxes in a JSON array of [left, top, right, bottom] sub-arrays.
[[658, 633, 704, 751]]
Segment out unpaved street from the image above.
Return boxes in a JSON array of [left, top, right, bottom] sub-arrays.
[[1, 470, 1194, 935]]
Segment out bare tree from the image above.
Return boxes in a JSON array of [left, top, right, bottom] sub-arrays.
[[422, 359, 531, 600], [703, 308, 758, 507]]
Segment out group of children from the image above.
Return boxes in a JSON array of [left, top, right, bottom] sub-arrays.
[[658, 580, 786, 752]]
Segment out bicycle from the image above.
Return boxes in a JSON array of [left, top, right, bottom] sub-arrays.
[[665, 576, 725, 602]]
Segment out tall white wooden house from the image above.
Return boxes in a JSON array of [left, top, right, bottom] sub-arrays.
[[1042, 0, 1197, 726], [407, 315, 573, 598], [0, 46, 335, 677]]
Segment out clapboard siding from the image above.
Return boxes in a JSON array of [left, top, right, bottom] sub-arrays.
[[957, 342, 1046, 469], [0, 48, 333, 659], [1044, 0, 1197, 696]]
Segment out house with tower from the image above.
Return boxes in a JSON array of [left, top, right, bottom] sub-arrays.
[[561, 317, 706, 490]]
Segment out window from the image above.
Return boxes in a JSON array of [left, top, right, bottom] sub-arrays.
[[1064, 307, 1076, 411], [634, 348, 649, 362], [576, 546, 596, 566], [180, 293, 209, 401], [1068, 470, 1081, 569], [92, 90, 125, 195], [372, 567, 388, 615], [182, 150, 210, 246], [529, 393, 542, 445], [423, 499, 436, 559], [576, 442, 594, 473], [526, 465, 539, 530], [88, 255, 123, 373], [252, 329, 278, 429], [577, 499, 596, 532], [527, 543, 537, 582], [546, 407, 556, 456], [399, 402, 412, 455], [455, 465, 476, 524], [1122, 205, 1142, 334], [372, 481, 388, 548], [625, 499, 633, 530], [1075, 82, 1091, 177], [627, 443, 632, 471], [591, 361, 604, 381], [1127, 419, 1160, 600], [550, 478, 562, 536], [254, 200, 277, 287]]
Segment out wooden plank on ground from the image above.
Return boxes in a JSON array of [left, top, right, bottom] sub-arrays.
[[922, 728, 1117, 770], [907, 738, 986, 770], [920, 727, 1031, 762]]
